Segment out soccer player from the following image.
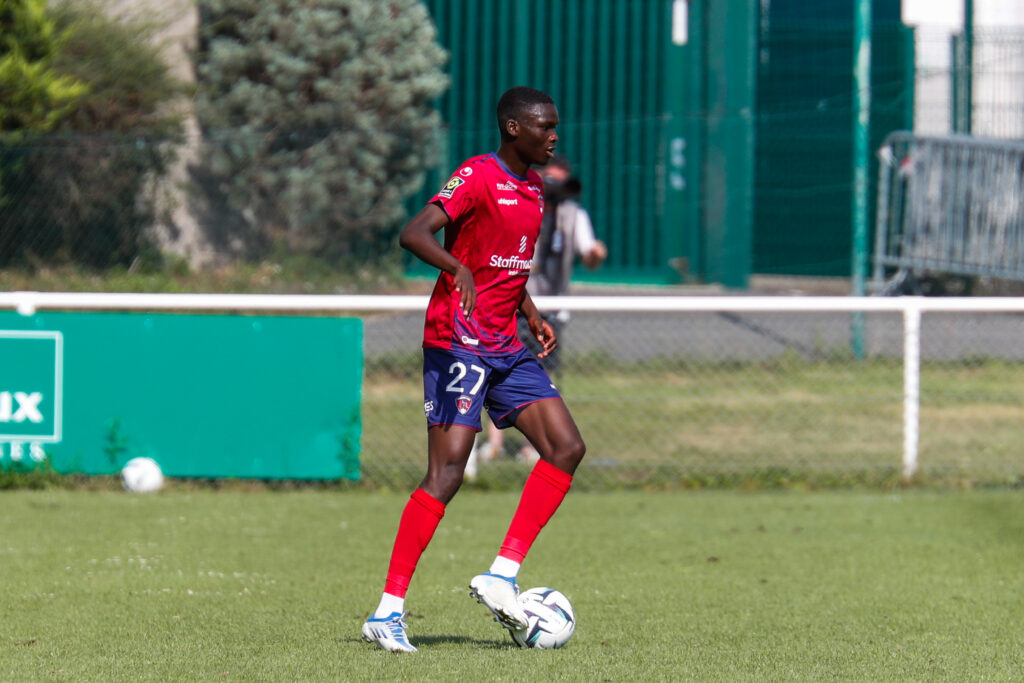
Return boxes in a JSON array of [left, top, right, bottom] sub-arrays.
[[361, 86, 587, 653]]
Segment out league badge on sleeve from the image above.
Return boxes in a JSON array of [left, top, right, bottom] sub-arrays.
[[439, 176, 465, 199]]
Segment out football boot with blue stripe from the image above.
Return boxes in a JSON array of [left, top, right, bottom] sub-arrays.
[[361, 612, 417, 653], [469, 572, 529, 631]]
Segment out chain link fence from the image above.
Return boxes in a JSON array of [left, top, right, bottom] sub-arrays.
[[0, 292, 1020, 489], [0, 136, 178, 269], [360, 300, 1024, 491]]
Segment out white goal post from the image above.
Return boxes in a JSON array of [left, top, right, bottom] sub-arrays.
[[3, 291, 1024, 479]]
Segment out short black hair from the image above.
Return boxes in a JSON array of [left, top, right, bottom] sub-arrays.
[[496, 86, 554, 138]]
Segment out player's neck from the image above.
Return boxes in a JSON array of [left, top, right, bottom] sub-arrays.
[[495, 146, 529, 178]]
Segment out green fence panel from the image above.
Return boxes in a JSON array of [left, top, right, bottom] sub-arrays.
[[0, 312, 362, 480], [702, 0, 757, 288], [414, 0, 914, 284], [415, 0, 693, 285], [754, 0, 912, 276]]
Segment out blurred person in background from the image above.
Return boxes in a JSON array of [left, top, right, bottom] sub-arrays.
[[361, 86, 587, 652], [467, 155, 607, 472]]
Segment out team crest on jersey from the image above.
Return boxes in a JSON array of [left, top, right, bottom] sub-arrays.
[[439, 176, 465, 198], [456, 395, 473, 415]]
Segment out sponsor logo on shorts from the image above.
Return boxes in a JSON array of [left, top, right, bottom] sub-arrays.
[[457, 396, 473, 415], [460, 335, 479, 346], [497, 197, 518, 206], [424, 400, 434, 415], [439, 176, 465, 198]]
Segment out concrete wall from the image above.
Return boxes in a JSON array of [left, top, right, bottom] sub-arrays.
[[105, 0, 234, 267]]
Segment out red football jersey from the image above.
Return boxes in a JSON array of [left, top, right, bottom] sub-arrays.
[[422, 153, 545, 355]]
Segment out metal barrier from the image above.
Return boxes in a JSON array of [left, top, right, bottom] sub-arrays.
[[873, 132, 1024, 294]]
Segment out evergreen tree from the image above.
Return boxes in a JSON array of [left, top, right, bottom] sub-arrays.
[[196, 0, 449, 263]]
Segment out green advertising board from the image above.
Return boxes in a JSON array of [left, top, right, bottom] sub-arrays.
[[0, 312, 362, 480]]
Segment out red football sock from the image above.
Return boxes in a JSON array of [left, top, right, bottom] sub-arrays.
[[499, 459, 573, 564], [384, 488, 446, 598]]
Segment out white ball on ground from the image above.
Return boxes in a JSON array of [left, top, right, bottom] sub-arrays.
[[510, 587, 575, 649], [121, 457, 164, 493]]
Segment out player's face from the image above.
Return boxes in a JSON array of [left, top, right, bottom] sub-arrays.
[[513, 104, 559, 166]]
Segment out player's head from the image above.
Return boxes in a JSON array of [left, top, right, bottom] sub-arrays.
[[496, 86, 558, 166], [497, 86, 554, 136]]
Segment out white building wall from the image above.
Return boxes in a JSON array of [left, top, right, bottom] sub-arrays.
[[973, 1, 1024, 138], [904, 0, 1024, 138]]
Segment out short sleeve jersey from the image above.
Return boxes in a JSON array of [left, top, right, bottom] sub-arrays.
[[423, 153, 545, 356]]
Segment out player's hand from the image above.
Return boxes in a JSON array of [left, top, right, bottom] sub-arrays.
[[453, 264, 476, 317], [530, 317, 558, 358]]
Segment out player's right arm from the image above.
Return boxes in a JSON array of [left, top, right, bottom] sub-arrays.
[[518, 290, 557, 359], [399, 203, 476, 317]]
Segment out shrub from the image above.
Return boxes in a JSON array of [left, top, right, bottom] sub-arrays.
[[0, 1, 186, 268]]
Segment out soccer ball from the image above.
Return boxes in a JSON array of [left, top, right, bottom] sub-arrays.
[[510, 587, 575, 649], [121, 457, 164, 493]]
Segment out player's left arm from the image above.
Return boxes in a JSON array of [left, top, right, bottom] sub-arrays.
[[519, 290, 557, 358]]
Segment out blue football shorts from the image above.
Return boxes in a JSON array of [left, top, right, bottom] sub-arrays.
[[422, 346, 561, 431]]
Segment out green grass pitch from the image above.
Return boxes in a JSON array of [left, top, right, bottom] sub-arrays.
[[2, 488, 1023, 680]]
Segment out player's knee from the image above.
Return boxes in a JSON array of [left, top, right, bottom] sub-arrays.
[[551, 435, 585, 473], [443, 466, 466, 494], [566, 436, 586, 465], [421, 464, 466, 503]]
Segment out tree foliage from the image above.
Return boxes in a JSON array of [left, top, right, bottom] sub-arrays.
[[195, 0, 449, 263], [0, 1, 186, 268], [0, 0, 86, 138]]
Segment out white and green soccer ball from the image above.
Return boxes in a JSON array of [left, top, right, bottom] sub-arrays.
[[121, 457, 164, 493], [510, 587, 575, 649]]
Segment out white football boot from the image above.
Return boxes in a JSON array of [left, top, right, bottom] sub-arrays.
[[361, 612, 417, 653], [468, 572, 529, 630]]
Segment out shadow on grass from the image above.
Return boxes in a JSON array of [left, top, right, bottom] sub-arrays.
[[339, 634, 514, 650]]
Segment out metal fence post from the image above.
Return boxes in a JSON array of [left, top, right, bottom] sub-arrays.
[[851, 0, 872, 358], [902, 302, 922, 480]]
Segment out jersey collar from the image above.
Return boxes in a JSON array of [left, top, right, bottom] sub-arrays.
[[489, 153, 530, 181]]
